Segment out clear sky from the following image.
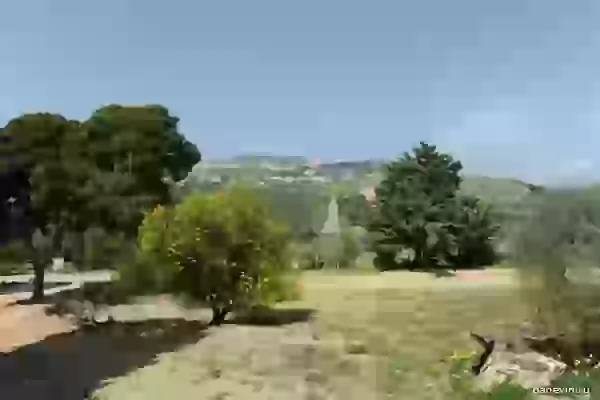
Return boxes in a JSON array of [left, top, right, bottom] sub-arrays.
[[1, 0, 599, 184]]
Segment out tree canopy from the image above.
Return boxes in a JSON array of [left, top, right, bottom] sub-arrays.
[[370, 142, 498, 270], [128, 186, 296, 325], [0, 105, 201, 298]]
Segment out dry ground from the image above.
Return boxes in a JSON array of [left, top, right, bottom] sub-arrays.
[[0, 269, 526, 399]]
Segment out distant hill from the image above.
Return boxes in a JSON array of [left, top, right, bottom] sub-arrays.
[[188, 154, 537, 204], [228, 154, 308, 167], [458, 176, 532, 207]]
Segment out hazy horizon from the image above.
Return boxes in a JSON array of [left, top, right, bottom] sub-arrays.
[[1, 0, 600, 184]]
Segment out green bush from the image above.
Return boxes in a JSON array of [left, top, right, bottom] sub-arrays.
[[511, 188, 600, 347], [127, 186, 297, 324], [303, 229, 364, 269], [0, 240, 29, 263], [0, 241, 30, 275], [451, 196, 499, 267], [257, 182, 330, 239], [290, 241, 321, 270], [115, 250, 174, 296], [314, 234, 344, 268], [340, 228, 363, 267], [338, 193, 372, 228], [68, 228, 134, 270]]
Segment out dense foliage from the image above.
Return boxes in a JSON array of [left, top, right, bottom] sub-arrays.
[[370, 142, 499, 270], [337, 193, 372, 228], [258, 182, 330, 239], [0, 105, 200, 298], [127, 186, 296, 325], [512, 188, 600, 344]]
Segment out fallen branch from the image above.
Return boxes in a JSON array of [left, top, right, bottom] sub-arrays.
[[469, 332, 495, 375]]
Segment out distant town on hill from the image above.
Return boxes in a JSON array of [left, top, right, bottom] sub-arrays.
[[182, 153, 537, 208]]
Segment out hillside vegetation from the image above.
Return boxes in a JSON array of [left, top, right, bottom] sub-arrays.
[[183, 154, 536, 201]]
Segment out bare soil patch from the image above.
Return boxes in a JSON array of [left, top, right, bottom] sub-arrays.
[[0, 294, 76, 352]]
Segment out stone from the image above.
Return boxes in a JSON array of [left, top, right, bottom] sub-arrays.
[[475, 349, 567, 392], [345, 340, 368, 355]]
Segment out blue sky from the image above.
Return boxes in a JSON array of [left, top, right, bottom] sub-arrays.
[[1, 0, 599, 184]]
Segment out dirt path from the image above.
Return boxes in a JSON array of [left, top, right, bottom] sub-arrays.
[[0, 271, 114, 352], [0, 295, 77, 352]]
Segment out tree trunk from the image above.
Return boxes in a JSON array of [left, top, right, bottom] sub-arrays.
[[30, 226, 54, 302], [32, 259, 45, 301], [51, 223, 65, 257], [209, 305, 232, 326]]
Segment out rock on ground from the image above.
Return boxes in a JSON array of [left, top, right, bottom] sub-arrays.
[[475, 349, 591, 400]]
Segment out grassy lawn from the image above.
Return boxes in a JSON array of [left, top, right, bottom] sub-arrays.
[[87, 269, 526, 399], [296, 270, 526, 399]]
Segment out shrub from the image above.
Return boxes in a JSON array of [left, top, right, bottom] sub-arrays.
[[339, 229, 363, 267], [257, 182, 330, 239], [115, 250, 174, 295], [314, 234, 344, 268], [338, 193, 372, 228], [290, 241, 321, 270], [306, 229, 364, 269], [0, 240, 30, 274], [511, 188, 600, 353], [451, 196, 499, 267], [130, 186, 297, 325], [68, 228, 134, 270]]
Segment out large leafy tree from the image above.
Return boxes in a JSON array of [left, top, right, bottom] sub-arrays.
[[370, 142, 498, 270], [1, 113, 89, 297], [0, 105, 201, 299], [83, 105, 201, 234], [0, 128, 32, 245]]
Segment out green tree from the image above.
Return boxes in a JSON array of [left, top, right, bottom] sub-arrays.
[[0, 105, 200, 299], [451, 196, 499, 267], [338, 193, 372, 228], [370, 142, 498, 270], [1, 113, 89, 298], [83, 104, 201, 234], [132, 186, 295, 325], [511, 188, 600, 365]]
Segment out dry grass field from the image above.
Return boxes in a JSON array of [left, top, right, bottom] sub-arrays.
[[86, 269, 526, 399]]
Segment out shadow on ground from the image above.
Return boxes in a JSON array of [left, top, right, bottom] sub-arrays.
[[231, 306, 315, 326], [432, 269, 456, 278], [15, 281, 132, 308], [0, 281, 68, 296], [0, 318, 208, 400]]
